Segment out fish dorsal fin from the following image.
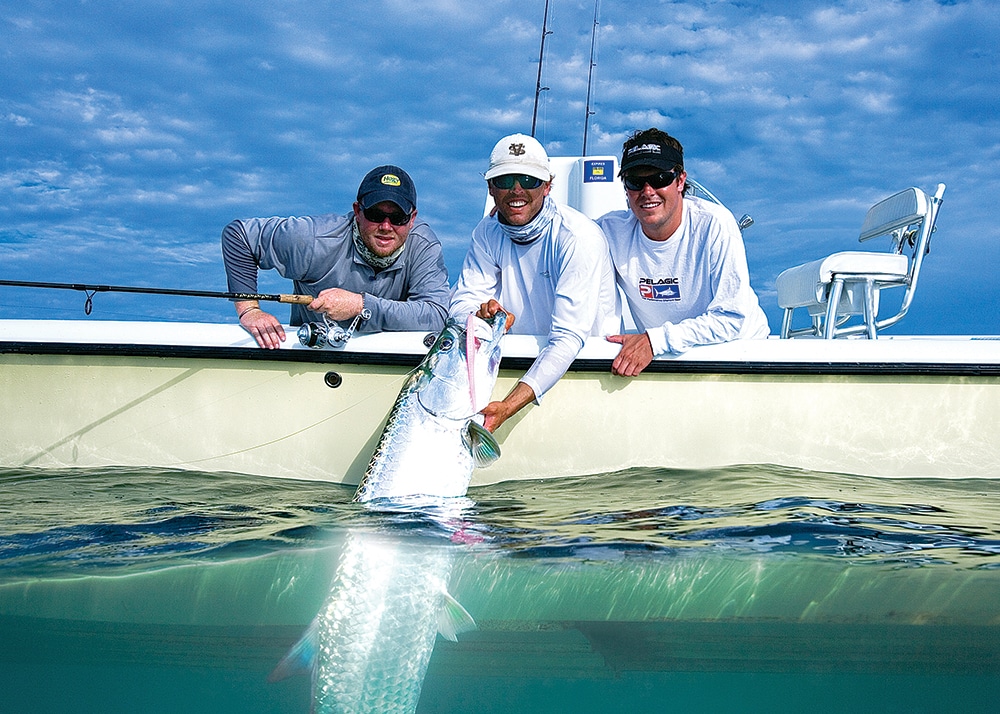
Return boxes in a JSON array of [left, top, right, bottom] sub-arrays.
[[467, 421, 501, 468], [437, 588, 477, 642]]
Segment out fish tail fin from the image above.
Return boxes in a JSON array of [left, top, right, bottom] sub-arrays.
[[467, 421, 501, 468], [437, 588, 477, 642], [267, 619, 319, 682]]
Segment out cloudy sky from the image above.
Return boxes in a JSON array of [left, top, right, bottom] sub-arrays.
[[2, 0, 998, 334]]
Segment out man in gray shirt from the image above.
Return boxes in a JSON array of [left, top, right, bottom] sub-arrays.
[[221, 165, 449, 348]]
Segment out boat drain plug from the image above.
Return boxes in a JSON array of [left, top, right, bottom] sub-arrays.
[[324, 371, 343, 388]]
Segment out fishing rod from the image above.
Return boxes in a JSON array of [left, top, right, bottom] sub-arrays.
[[530, 0, 552, 137], [0, 278, 312, 315], [582, 0, 601, 156]]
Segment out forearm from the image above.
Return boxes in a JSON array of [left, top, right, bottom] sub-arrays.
[[365, 292, 448, 332], [482, 381, 537, 433], [651, 308, 745, 354], [221, 221, 261, 294], [234, 300, 262, 319], [520, 330, 584, 399]]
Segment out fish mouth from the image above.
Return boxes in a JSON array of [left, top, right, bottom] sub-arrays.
[[417, 313, 506, 419]]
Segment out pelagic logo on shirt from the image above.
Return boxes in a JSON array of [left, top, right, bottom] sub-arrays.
[[638, 276, 681, 301]]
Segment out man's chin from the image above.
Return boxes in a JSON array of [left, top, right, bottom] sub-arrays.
[[366, 240, 401, 256]]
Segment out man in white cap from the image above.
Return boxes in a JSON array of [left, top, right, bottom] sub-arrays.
[[450, 133, 619, 433]]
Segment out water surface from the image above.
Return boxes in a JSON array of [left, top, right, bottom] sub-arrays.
[[1, 466, 998, 713]]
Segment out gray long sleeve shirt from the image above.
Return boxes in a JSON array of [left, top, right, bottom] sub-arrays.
[[221, 212, 449, 332]]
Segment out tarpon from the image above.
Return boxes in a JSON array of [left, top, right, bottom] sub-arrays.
[[354, 311, 507, 502], [268, 524, 475, 713], [270, 312, 507, 713]]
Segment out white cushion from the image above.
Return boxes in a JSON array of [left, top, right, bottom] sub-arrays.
[[776, 251, 908, 309], [859, 188, 926, 242]]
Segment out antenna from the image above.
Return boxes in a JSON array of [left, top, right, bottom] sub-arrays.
[[582, 0, 601, 155], [531, 0, 552, 137]]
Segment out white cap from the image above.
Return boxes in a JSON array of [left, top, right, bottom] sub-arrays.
[[485, 133, 551, 182]]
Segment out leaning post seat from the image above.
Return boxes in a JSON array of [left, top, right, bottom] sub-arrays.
[[775, 183, 946, 339]]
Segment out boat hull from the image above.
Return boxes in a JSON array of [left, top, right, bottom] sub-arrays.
[[2, 320, 999, 482]]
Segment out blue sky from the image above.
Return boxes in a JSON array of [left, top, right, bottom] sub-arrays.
[[2, 0, 998, 334]]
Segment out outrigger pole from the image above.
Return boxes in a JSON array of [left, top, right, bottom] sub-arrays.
[[0, 279, 312, 315], [582, 0, 601, 156], [530, 0, 552, 137]]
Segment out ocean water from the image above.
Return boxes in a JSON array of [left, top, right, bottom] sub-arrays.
[[1, 465, 998, 713]]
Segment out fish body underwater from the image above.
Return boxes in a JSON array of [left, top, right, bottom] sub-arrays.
[[270, 312, 506, 713], [270, 525, 474, 714]]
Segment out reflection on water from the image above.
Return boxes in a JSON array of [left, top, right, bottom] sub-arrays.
[[1, 466, 999, 713]]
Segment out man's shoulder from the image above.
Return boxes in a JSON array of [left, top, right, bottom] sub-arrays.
[[287, 212, 351, 237], [595, 209, 635, 232], [405, 219, 443, 248], [553, 203, 606, 242], [554, 202, 596, 225], [684, 195, 737, 225]]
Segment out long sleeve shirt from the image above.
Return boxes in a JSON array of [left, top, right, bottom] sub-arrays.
[[450, 203, 619, 399], [221, 212, 449, 332], [597, 196, 770, 354]]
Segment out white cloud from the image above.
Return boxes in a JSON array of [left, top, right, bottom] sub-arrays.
[[0, 0, 997, 332]]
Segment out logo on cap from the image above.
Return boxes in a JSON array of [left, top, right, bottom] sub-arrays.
[[508, 143, 526, 157], [626, 143, 663, 157], [380, 174, 401, 187]]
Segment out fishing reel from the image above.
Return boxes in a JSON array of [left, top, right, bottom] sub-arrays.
[[297, 309, 372, 349]]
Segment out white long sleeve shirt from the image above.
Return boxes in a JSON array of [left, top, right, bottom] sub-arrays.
[[450, 202, 619, 399], [597, 196, 770, 354]]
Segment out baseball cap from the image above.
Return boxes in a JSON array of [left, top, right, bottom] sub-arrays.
[[485, 133, 551, 182], [357, 165, 417, 214], [619, 138, 684, 176]]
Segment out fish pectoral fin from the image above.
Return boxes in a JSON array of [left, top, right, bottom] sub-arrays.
[[467, 421, 501, 468], [437, 589, 477, 642], [267, 619, 319, 682]]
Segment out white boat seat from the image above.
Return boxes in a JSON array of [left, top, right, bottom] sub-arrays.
[[776, 183, 946, 339]]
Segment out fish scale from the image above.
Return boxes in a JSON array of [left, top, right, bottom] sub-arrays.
[[354, 312, 507, 503], [305, 530, 458, 713], [270, 312, 506, 713]]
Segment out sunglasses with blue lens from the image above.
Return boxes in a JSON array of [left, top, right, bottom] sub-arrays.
[[488, 174, 545, 191], [622, 169, 679, 192], [362, 206, 412, 226]]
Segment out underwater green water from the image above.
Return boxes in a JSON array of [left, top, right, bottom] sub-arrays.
[[1, 466, 998, 713]]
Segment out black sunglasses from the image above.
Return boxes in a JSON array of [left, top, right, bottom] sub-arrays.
[[622, 169, 679, 192], [362, 206, 412, 226], [488, 174, 545, 190]]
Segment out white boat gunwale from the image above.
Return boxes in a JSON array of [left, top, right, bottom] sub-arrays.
[[3, 334, 1000, 378]]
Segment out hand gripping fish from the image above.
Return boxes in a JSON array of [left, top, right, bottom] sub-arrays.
[[269, 312, 507, 713], [354, 310, 508, 503]]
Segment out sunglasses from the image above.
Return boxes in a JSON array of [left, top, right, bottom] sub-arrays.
[[622, 170, 679, 192], [488, 174, 545, 190], [362, 206, 412, 226]]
